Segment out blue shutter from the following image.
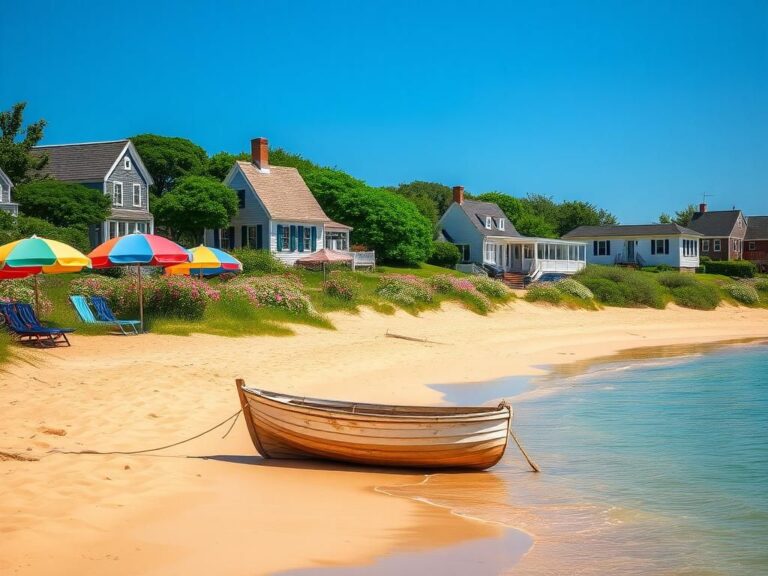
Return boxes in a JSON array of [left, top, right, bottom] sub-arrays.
[[213, 229, 220, 249], [606, 240, 611, 256], [651, 240, 656, 255], [298, 226, 305, 252], [593, 241, 597, 256], [311, 226, 317, 251], [241, 226, 247, 248], [256, 224, 264, 249], [664, 239, 669, 255], [276, 225, 283, 252], [290, 225, 297, 252]]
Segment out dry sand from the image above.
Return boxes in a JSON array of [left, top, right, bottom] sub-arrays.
[[1, 301, 767, 575]]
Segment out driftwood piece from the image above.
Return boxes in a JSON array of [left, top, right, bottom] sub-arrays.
[[385, 330, 444, 345]]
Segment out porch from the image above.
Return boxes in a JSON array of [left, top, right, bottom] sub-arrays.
[[483, 237, 587, 278]]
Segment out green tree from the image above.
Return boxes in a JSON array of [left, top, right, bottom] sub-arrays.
[[475, 192, 558, 238], [206, 151, 249, 181], [130, 134, 208, 195], [152, 175, 238, 243], [392, 181, 453, 224], [0, 102, 48, 183], [658, 204, 696, 227], [557, 200, 618, 236], [13, 180, 111, 229], [0, 213, 90, 253]]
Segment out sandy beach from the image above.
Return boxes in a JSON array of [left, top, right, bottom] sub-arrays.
[[1, 300, 767, 575]]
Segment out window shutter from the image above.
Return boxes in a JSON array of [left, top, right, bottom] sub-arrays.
[[593, 241, 598, 256], [606, 241, 611, 255], [213, 229, 221, 249], [290, 225, 297, 251], [311, 226, 317, 251], [664, 239, 669, 254], [241, 226, 247, 248], [298, 226, 305, 252], [257, 224, 263, 249], [651, 240, 656, 255], [276, 225, 283, 251], [228, 227, 235, 250]]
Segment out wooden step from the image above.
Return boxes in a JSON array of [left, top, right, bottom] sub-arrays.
[[502, 273, 526, 289]]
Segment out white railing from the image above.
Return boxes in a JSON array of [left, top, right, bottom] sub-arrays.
[[340, 250, 375, 269], [538, 259, 586, 273], [456, 263, 488, 276]]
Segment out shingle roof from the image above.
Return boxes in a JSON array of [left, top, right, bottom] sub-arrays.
[[746, 216, 768, 240], [32, 140, 129, 182], [563, 223, 703, 238], [687, 210, 741, 237], [237, 161, 330, 222], [458, 200, 521, 237]]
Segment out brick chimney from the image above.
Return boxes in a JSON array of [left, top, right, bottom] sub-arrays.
[[699, 202, 707, 213], [452, 185, 464, 205], [251, 137, 269, 171]]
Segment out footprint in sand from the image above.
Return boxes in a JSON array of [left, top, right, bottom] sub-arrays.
[[39, 427, 67, 436]]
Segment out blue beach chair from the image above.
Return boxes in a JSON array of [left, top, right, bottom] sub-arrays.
[[70, 295, 138, 336], [90, 296, 141, 335], [0, 302, 73, 347]]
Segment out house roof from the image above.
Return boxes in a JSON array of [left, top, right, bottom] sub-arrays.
[[687, 210, 742, 237], [236, 161, 330, 222], [563, 223, 703, 239], [457, 200, 521, 237], [31, 140, 136, 183], [746, 216, 768, 240], [110, 208, 154, 221], [325, 220, 352, 231]]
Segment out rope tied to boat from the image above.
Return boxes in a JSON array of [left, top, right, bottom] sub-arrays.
[[506, 404, 541, 473]]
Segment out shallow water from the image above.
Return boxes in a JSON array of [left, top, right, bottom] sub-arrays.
[[419, 342, 768, 575]]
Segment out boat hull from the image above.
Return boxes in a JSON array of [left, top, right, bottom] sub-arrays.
[[236, 380, 512, 470]]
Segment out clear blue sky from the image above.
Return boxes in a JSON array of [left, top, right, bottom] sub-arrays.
[[1, 0, 766, 222]]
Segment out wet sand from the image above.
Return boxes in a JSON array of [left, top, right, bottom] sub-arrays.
[[1, 301, 767, 575]]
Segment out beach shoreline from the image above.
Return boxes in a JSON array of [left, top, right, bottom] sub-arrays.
[[1, 301, 767, 575]]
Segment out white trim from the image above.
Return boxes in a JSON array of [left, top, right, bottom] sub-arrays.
[[498, 218, 505, 231], [132, 183, 141, 207], [702, 239, 710, 251], [34, 139, 128, 148], [714, 239, 722, 252], [124, 156, 132, 170], [112, 181, 124, 207], [224, 162, 274, 219], [485, 216, 492, 230], [104, 141, 155, 186], [748, 241, 756, 251]]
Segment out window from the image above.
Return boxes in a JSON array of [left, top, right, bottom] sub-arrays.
[[456, 244, 470, 263], [137, 222, 147, 233], [702, 239, 710, 252], [485, 216, 492, 230], [733, 239, 739, 251], [108, 221, 117, 239], [593, 240, 610, 256], [237, 190, 246, 209], [537, 244, 545, 259], [485, 243, 496, 263], [651, 239, 668, 255], [281, 226, 290, 251], [303, 227, 312, 251], [714, 239, 721, 252], [578, 245, 586, 261], [113, 182, 123, 206], [498, 218, 505, 231], [119, 221, 128, 236], [0, 187, 8, 203], [132, 184, 141, 206], [124, 157, 131, 170], [220, 228, 233, 249], [524, 245, 533, 259], [247, 226, 259, 248], [749, 241, 756, 251]]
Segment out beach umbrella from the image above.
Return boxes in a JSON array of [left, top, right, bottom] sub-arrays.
[[88, 233, 190, 332], [295, 248, 353, 279], [0, 235, 91, 313], [165, 245, 243, 277]]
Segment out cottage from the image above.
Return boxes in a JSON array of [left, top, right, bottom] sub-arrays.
[[745, 216, 768, 272], [205, 138, 355, 266], [562, 224, 702, 271], [31, 140, 154, 246], [687, 204, 747, 261], [438, 186, 586, 284], [0, 167, 18, 216]]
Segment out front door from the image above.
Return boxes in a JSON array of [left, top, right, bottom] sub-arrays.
[[626, 240, 635, 262]]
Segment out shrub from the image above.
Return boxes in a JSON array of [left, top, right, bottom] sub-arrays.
[[656, 272, 697, 289], [576, 266, 665, 308], [70, 275, 120, 299], [725, 283, 760, 305], [145, 275, 220, 319], [428, 274, 492, 313], [525, 285, 562, 304], [555, 278, 594, 300], [376, 275, 433, 306], [469, 276, 511, 299], [580, 277, 631, 306], [704, 260, 756, 278], [670, 284, 720, 310], [322, 271, 360, 301], [222, 275, 313, 313], [0, 279, 53, 316], [428, 242, 461, 268], [231, 249, 287, 274], [752, 278, 768, 292]]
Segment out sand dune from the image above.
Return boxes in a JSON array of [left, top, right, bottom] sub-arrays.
[[0, 301, 766, 575]]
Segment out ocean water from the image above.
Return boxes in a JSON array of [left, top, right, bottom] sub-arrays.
[[414, 342, 768, 575]]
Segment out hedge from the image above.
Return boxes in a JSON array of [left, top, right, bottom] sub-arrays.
[[703, 260, 756, 278]]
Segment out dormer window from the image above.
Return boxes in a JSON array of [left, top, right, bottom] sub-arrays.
[[498, 218, 505, 231], [124, 157, 131, 170], [485, 216, 492, 230]]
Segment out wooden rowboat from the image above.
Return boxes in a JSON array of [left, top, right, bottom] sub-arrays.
[[236, 379, 512, 470]]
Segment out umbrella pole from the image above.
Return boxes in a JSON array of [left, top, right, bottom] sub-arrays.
[[138, 264, 144, 333], [34, 274, 40, 317]]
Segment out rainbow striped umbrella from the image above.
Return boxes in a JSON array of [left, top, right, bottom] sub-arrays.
[[88, 233, 190, 331], [0, 235, 91, 312], [166, 245, 243, 277]]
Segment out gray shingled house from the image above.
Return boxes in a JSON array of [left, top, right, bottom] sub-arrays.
[[687, 204, 747, 261], [0, 167, 18, 216], [32, 140, 154, 246]]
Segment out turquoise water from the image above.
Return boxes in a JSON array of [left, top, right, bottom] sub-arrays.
[[432, 343, 768, 575]]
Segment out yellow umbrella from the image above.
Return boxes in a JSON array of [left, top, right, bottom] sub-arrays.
[[166, 245, 243, 277]]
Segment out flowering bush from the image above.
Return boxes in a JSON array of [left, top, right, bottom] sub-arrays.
[[0, 279, 53, 316], [555, 278, 594, 300], [376, 275, 433, 307], [469, 276, 511, 299], [70, 275, 120, 299], [323, 271, 360, 301], [222, 275, 313, 314], [725, 283, 760, 305], [428, 274, 492, 313], [755, 278, 768, 293], [525, 285, 563, 304]]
